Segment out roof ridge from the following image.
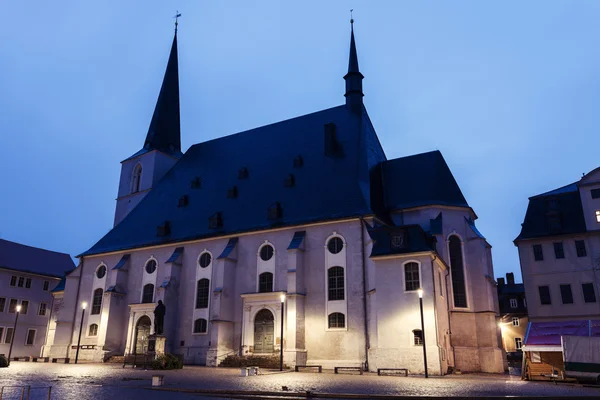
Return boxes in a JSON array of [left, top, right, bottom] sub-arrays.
[[0, 238, 72, 257], [530, 181, 579, 199]]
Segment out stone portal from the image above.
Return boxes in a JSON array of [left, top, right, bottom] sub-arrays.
[[253, 309, 274, 353], [134, 316, 151, 354]]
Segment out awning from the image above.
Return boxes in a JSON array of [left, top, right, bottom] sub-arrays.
[[166, 247, 184, 264], [287, 231, 306, 250], [217, 238, 238, 259], [112, 254, 130, 270], [522, 345, 562, 352]]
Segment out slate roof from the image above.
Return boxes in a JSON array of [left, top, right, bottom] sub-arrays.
[[380, 151, 469, 210], [82, 105, 386, 256], [0, 239, 75, 278], [367, 223, 436, 258], [515, 182, 586, 241]]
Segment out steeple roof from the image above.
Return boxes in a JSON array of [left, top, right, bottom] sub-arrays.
[[344, 21, 364, 112], [127, 32, 182, 161], [347, 24, 360, 74]]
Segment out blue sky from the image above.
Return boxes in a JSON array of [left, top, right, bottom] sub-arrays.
[[2, 1, 600, 282]]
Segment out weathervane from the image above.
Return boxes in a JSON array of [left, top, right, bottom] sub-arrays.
[[350, 9, 354, 25], [174, 11, 182, 33]]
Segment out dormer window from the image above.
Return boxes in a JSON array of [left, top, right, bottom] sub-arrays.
[[284, 174, 295, 187], [268, 202, 282, 220], [190, 177, 201, 189], [209, 212, 223, 229], [227, 186, 238, 199], [293, 155, 303, 168], [177, 195, 189, 207], [238, 168, 249, 179], [591, 189, 600, 199], [132, 164, 142, 193], [157, 221, 171, 237]]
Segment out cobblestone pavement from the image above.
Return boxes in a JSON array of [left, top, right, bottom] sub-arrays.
[[1, 362, 600, 399]]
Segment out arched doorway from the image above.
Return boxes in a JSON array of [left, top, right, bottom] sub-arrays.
[[254, 309, 274, 353], [134, 316, 151, 354]]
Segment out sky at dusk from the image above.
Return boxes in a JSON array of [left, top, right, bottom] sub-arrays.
[[2, 1, 600, 282]]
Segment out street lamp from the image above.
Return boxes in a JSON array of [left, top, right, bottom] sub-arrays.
[[75, 302, 87, 364], [280, 294, 285, 371], [418, 289, 428, 378], [7, 304, 22, 366]]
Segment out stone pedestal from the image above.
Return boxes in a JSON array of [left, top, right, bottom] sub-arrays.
[[148, 335, 166, 359]]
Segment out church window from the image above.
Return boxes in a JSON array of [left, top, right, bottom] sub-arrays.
[[199, 252, 212, 268], [89, 324, 98, 336], [238, 167, 249, 179], [448, 235, 468, 308], [142, 284, 154, 304], [327, 237, 344, 254], [196, 279, 210, 309], [209, 212, 223, 229], [96, 265, 107, 279], [145, 260, 157, 274], [413, 329, 423, 346], [193, 318, 208, 334], [328, 267, 345, 301], [267, 202, 282, 220], [91, 288, 103, 314], [132, 164, 142, 193], [404, 262, 420, 292], [533, 244, 543, 261], [259, 272, 274, 293], [260, 245, 274, 261], [328, 312, 345, 329]]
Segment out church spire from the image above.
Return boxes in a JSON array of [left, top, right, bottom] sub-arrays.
[[143, 30, 181, 155], [344, 17, 364, 113]]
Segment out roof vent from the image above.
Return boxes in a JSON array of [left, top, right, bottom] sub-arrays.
[[157, 221, 171, 237], [238, 167, 249, 179], [268, 202, 283, 220], [227, 186, 238, 199], [293, 155, 303, 168], [177, 195, 189, 207], [190, 177, 201, 189], [324, 123, 341, 157], [209, 212, 223, 229], [285, 174, 295, 187]]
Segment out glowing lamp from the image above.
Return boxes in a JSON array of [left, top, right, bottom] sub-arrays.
[[82, 301, 88, 310]]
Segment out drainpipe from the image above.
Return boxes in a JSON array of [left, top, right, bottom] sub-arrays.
[[445, 267, 456, 370], [359, 217, 370, 371], [69, 257, 85, 358], [430, 254, 442, 376]]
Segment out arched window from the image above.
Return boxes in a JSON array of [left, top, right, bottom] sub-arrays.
[[413, 329, 423, 346], [142, 284, 154, 304], [199, 252, 212, 268], [449, 235, 468, 308], [89, 324, 98, 336], [96, 265, 106, 279], [404, 262, 420, 292], [193, 318, 208, 334], [196, 279, 210, 309], [327, 237, 344, 254], [328, 312, 345, 329], [258, 272, 273, 293], [132, 164, 142, 193], [259, 244, 274, 261], [328, 266, 345, 301], [91, 288, 103, 315], [145, 259, 157, 274]]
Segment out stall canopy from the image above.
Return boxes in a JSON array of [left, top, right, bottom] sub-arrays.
[[524, 320, 600, 352]]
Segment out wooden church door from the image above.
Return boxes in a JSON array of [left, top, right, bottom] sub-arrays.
[[253, 309, 274, 353]]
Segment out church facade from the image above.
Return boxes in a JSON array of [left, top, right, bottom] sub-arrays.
[[42, 24, 504, 374]]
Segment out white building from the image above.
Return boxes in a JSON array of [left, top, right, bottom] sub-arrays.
[[516, 170, 600, 323], [0, 239, 74, 359], [42, 24, 504, 374]]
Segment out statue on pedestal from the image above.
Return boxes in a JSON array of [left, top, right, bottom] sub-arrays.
[[153, 300, 166, 335]]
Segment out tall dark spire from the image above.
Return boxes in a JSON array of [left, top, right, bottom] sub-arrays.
[[144, 31, 181, 155], [344, 18, 364, 113]]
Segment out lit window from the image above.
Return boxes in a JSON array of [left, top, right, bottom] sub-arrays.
[[328, 312, 345, 329], [193, 318, 208, 334], [596, 210, 600, 223], [89, 324, 98, 336], [413, 329, 424, 346], [510, 298, 518, 308], [512, 317, 520, 327], [515, 337, 522, 351]]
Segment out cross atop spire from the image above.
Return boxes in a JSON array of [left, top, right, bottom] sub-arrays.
[[174, 11, 181, 33], [344, 14, 364, 113]]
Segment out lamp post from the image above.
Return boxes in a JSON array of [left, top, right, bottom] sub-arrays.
[[7, 304, 22, 366], [418, 289, 428, 378], [75, 302, 87, 364], [280, 294, 285, 371]]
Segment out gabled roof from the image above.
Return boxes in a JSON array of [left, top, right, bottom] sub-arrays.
[[381, 150, 469, 210], [515, 182, 586, 241], [81, 105, 386, 256], [0, 239, 75, 278]]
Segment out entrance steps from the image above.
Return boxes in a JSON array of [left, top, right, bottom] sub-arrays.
[[106, 355, 125, 363], [219, 354, 283, 369]]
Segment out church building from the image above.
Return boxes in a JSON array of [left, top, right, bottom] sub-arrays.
[[42, 22, 504, 374]]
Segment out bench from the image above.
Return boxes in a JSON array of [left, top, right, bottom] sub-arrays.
[[377, 368, 408, 377], [295, 365, 323, 373], [31, 357, 50, 362], [52, 358, 70, 364], [334, 366, 363, 375]]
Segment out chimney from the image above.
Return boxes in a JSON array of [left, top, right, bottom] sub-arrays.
[[506, 273, 515, 285], [497, 277, 505, 287]]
